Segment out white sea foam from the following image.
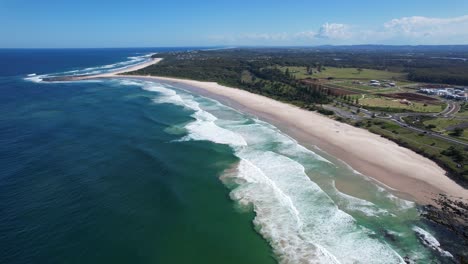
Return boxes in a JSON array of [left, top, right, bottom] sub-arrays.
[[336, 158, 415, 211], [123, 80, 247, 146], [331, 181, 389, 217], [376, 185, 415, 210], [24, 53, 154, 83], [119, 80, 186, 107], [136, 83, 404, 263], [24, 74, 44, 83], [70, 53, 152, 75], [413, 226, 453, 258], [227, 150, 404, 263], [118, 80, 437, 263]]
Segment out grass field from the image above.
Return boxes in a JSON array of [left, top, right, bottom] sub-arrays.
[[457, 111, 468, 118], [280, 66, 407, 80], [423, 118, 468, 140], [424, 118, 465, 130], [359, 96, 443, 112], [330, 80, 401, 93]]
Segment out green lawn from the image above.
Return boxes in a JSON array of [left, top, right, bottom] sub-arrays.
[[359, 96, 442, 113], [330, 80, 401, 94], [423, 118, 468, 141], [424, 118, 465, 130], [280, 66, 406, 80], [457, 111, 468, 118]]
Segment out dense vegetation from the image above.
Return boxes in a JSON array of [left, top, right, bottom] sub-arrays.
[[407, 67, 468, 85], [133, 46, 468, 86], [129, 49, 334, 106]]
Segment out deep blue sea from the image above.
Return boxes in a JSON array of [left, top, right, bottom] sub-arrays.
[[0, 48, 459, 263]]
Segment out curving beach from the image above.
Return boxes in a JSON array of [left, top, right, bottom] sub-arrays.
[[76, 57, 468, 205]]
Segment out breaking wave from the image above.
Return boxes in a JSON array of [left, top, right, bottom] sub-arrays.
[[122, 79, 412, 263], [413, 226, 453, 258]]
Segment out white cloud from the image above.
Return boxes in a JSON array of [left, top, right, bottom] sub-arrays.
[[208, 15, 468, 45], [317, 23, 352, 39], [383, 15, 468, 39]]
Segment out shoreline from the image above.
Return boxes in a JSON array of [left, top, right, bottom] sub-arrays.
[[49, 58, 468, 205], [42, 57, 163, 82], [116, 75, 468, 205]]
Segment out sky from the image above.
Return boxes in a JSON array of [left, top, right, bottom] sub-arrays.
[[1, 0, 468, 48]]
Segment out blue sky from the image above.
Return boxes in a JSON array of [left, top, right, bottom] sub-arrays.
[[1, 0, 468, 47]]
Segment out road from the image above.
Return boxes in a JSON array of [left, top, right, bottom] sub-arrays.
[[442, 101, 461, 117], [324, 100, 468, 147], [388, 116, 468, 146]]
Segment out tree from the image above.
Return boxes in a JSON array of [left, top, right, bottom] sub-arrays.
[[357, 68, 363, 74], [441, 146, 464, 163], [450, 127, 464, 137], [316, 63, 322, 72]]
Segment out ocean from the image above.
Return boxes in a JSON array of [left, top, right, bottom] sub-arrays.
[[0, 48, 458, 263]]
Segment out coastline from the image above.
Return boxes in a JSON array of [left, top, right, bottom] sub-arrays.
[[62, 57, 467, 205], [116, 75, 468, 205]]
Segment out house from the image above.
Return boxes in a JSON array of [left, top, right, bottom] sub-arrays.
[[399, 99, 411, 105], [369, 80, 380, 86]]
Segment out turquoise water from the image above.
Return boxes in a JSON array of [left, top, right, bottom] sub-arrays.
[[0, 49, 458, 263]]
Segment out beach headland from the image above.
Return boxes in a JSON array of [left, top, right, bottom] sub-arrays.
[[48, 57, 468, 205]]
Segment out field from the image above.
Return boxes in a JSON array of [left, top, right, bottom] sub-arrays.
[[424, 118, 468, 140], [301, 80, 359, 95], [377, 93, 440, 103], [327, 80, 401, 94], [280, 66, 407, 80], [281, 66, 421, 98], [359, 96, 443, 112], [403, 115, 468, 142]]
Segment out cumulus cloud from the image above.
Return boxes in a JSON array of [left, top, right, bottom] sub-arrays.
[[208, 15, 468, 45], [382, 15, 468, 40], [317, 23, 352, 39]]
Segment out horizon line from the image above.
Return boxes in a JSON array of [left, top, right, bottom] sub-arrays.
[[2, 44, 468, 49]]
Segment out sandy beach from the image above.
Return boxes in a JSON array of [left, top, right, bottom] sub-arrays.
[[90, 57, 163, 78], [87, 58, 467, 204]]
